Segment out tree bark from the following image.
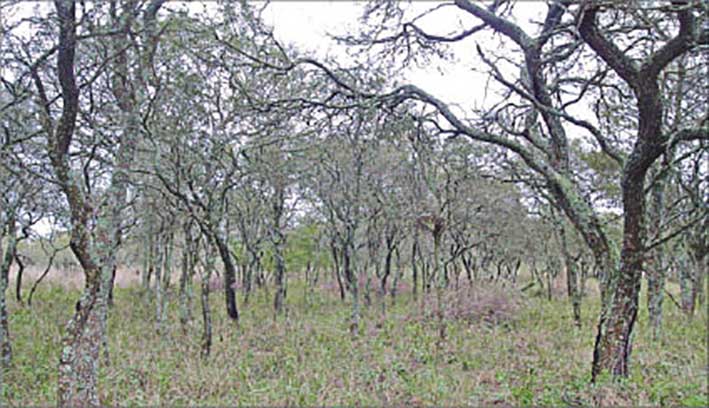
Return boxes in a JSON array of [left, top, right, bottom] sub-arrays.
[[200, 240, 214, 358], [14, 250, 24, 304], [179, 222, 195, 329], [557, 217, 582, 327], [646, 168, 666, 339], [331, 239, 346, 301], [0, 213, 17, 367], [579, 2, 699, 380], [213, 231, 239, 322], [39, 1, 166, 403]]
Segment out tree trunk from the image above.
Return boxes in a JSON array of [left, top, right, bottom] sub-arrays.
[[200, 240, 214, 358], [57, 277, 104, 407], [411, 238, 418, 299], [161, 231, 173, 291], [14, 251, 24, 303], [213, 232, 239, 322], [579, 257, 589, 297], [272, 232, 287, 317], [678, 255, 696, 316], [390, 247, 402, 304], [558, 219, 582, 327], [344, 234, 360, 335], [432, 224, 446, 342], [567, 260, 582, 327], [330, 240, 345, 301], [154, 232, 165, 335], [35, 1, 165, 404], [179, 223, 195, 329], [592, 172, 647, 380], [646, 170, 666, 339], [142, 232, 154, 293], [692, 253, 706, 310], [106, 265, 117, 308], [0, 213, 17, 367]]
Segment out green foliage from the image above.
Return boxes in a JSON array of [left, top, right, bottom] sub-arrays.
[[2, 279, 706, 406], [285, 223, 330, 273]]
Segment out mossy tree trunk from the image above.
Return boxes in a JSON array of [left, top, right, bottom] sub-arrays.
[[28, 1, 165, 405], [579, 3, 701, 380]]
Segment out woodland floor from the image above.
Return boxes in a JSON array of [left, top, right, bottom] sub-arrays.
[[2, 273, 707, 406]]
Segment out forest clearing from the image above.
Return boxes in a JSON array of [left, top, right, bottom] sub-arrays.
[[0, 0, 707, 406]]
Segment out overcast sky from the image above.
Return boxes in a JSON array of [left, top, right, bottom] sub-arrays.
[[261, 1, 548, 117], [4, 1, 548, 115]]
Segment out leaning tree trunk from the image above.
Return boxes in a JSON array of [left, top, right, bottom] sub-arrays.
[[213, 231, 239, 322]]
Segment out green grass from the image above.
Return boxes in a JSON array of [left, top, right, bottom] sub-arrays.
[[2, 278, 707, 406]]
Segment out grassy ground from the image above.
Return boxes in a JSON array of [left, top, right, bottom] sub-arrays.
[[2, 278, 707, 406]]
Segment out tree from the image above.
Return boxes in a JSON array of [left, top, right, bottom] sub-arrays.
[[17, 1, 165, 404], [578, 1, 707, 378], [310, 0, 708, 379]]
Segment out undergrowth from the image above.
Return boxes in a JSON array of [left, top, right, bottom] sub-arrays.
[[1, 279, 706, 406]]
